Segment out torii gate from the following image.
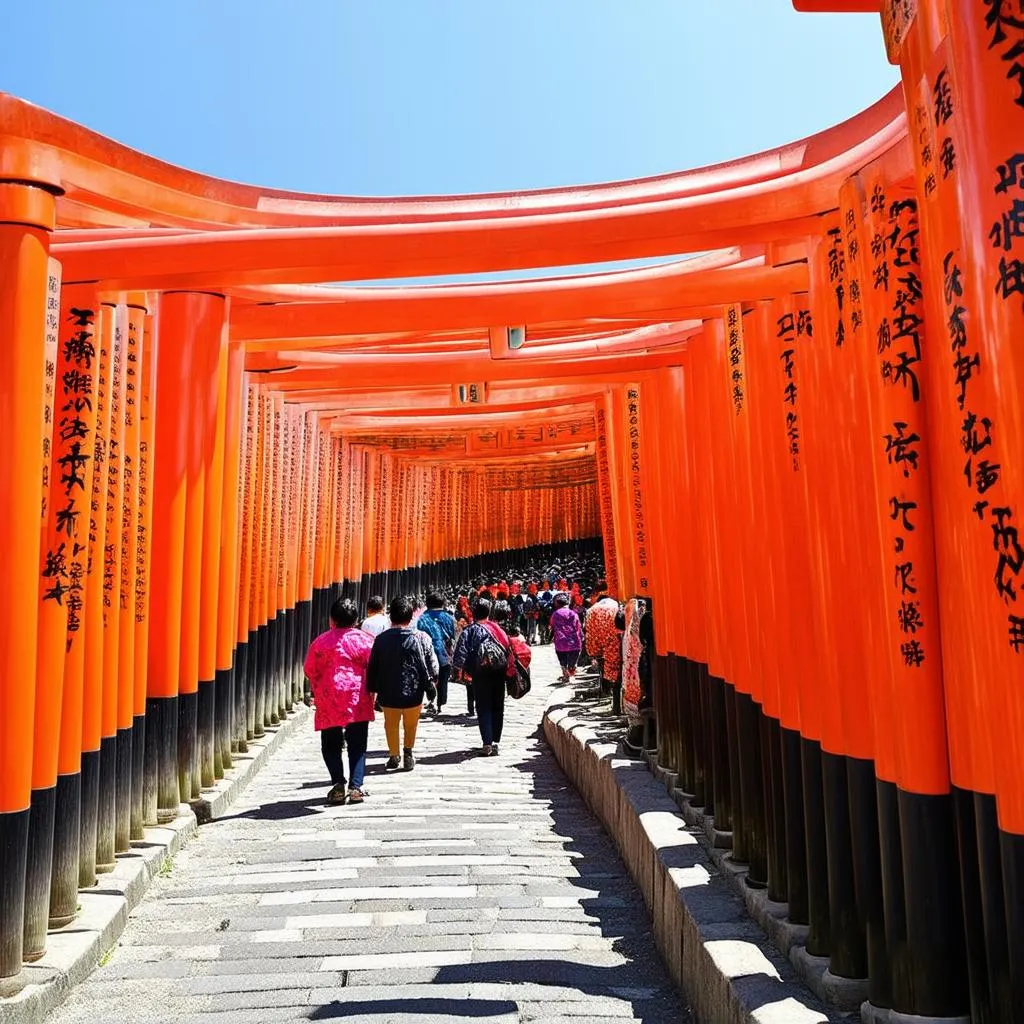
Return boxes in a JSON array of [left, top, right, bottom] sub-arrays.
[[0, 4, 1022, 1022]]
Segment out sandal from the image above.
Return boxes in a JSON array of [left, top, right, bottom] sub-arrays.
[[326, 784, 347, 805], [347, 788, 365, 805]]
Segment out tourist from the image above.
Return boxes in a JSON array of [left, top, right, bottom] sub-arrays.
[[418, 591, 455, 715], [551, 591, 583, 683], [361, 595, 390, 637], [452, 597, 513, 757], [586, 591, 623, 697], [366, 595, 438, 772], [302, 598, 375, 806], [523, 583, 540, 645], [505, 610, 533, 673]]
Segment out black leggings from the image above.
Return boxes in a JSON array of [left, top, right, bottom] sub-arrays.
[[474, 671, 507, 746]]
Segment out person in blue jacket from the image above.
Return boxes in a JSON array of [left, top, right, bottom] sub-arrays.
[[417, 592, 456, 715]]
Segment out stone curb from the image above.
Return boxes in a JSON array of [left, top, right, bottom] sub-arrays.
[[0, 702, 312, 1024], [542, 691, 843, 1024]]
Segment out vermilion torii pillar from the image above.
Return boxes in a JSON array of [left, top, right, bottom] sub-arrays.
[[0, 179, 57, 977]]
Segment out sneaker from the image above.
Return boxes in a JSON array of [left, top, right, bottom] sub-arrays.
[[403, 749, 416, 772], [477, 745, 493, 757], [424, 702, 437, 716], [491, 743, 500, 755], [487, 745, 499, 757], [385, 755, 401, 770]]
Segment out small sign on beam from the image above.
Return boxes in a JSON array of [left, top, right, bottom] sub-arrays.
[[488, 325, 527, 358], [453, 382, 487, 405]]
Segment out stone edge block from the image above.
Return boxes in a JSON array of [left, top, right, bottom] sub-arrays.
[[0, 703, 311, 1024], [542, 689, 842, 1024]]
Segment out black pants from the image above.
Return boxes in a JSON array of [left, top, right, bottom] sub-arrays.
[[321, 721, 369, 790], [474, 671, 507, 746], [436, 664, 451, 709]]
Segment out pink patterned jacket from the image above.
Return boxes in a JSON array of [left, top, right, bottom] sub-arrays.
[[303, 626, 376, 730]]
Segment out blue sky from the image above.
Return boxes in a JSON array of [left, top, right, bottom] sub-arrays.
[[6, 2, 897, 195], [4, 2, 898, 282]]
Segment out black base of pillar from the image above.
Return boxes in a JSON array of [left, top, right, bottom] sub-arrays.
[[821, 749, 867, 980], [1000, 826, 1024, 1022], [177, 690, 198, 803], [149, 695, 180, 824], [234, 642, 249, 752], [115, 726, 132, 853], [78, 748, 100, 887], [49, 772, 81, 927], [22, 786, 57, 961], [215, 665, 233, 775], [974, 791, 1012, 1024], [130, 714, 146, 840], [877, 778, 908, 1012], [197, 677, 216, 789], [724, 684, 745, 862], [0, 806, 29, 978], [95, 735, 118, 873], [763, 715, 787, 903], [801, 737, 830, 956], [847, 756, 886, 1006], [737, 691, 767, 886], [782, 727, 808, 925], [254, 624, 267, 738], [894, 787, 969, 1016], [709, 674, 731, 829]]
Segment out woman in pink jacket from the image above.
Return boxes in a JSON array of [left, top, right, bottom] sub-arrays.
[[303, 598, 375, 805]]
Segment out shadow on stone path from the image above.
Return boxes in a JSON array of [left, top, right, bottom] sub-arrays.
[[46, 646, 692, 1024]]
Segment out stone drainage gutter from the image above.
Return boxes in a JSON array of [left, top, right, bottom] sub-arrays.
[[543, 689, 842, 1024], [0, 704, 312, 1024]]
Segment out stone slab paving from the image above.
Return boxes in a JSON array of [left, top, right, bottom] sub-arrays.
[[46, 647, 692, 1024]]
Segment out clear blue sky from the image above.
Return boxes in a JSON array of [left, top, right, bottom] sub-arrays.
[[5, 1, 897, 197], [4, 3, 897, 283]]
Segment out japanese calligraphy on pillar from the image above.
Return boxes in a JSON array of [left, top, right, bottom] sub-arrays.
[[826, 226, 848, 347], [975, 10, 1024, 651], [725, 304, 745, 413], [880, 0, 917, 64], [981, 0, 1024, 109], [924, 27, 1024, 654], [103, 307, 126, 623], [594, 404, 620, 596], [40, 259, 61, 524], [842, 203, 865, 338], [120, 309, 142, 615], [135, 318, 154, 626], [43, 294, 99, 647], [861, 182, 935, 669], [775, 299, 811, 472], [625, 384, 648, 590]]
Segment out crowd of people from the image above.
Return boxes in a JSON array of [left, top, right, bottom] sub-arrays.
[[302, 558, 635, 806]]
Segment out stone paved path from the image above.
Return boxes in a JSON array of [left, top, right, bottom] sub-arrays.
[[48, 647, 692, 1024]]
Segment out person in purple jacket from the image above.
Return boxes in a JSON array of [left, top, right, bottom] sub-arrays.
[[550, 592, 583, 683]]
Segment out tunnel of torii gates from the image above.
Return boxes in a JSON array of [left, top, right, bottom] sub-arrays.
[[1, 1, 1024, 1020]]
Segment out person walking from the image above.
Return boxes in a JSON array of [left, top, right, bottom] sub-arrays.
[[366, 595, 438, 771], [453, 597, 513, 757], [586, 592, 622, 698], [505, 612, 533, 673], [551, 591, 583, 683], [418, 592, 455, 715], [453, 603, 476, 717], [361, 595, 390, 637], [523, 583, 540, 645], [302, 598, 375, 805]]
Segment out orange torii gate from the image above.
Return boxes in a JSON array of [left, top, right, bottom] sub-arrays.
[[0, 4, 1022, 1022]]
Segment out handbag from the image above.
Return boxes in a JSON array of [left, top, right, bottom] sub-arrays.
[[506, 649, 531, 700], [475, 625, 509, 672]]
